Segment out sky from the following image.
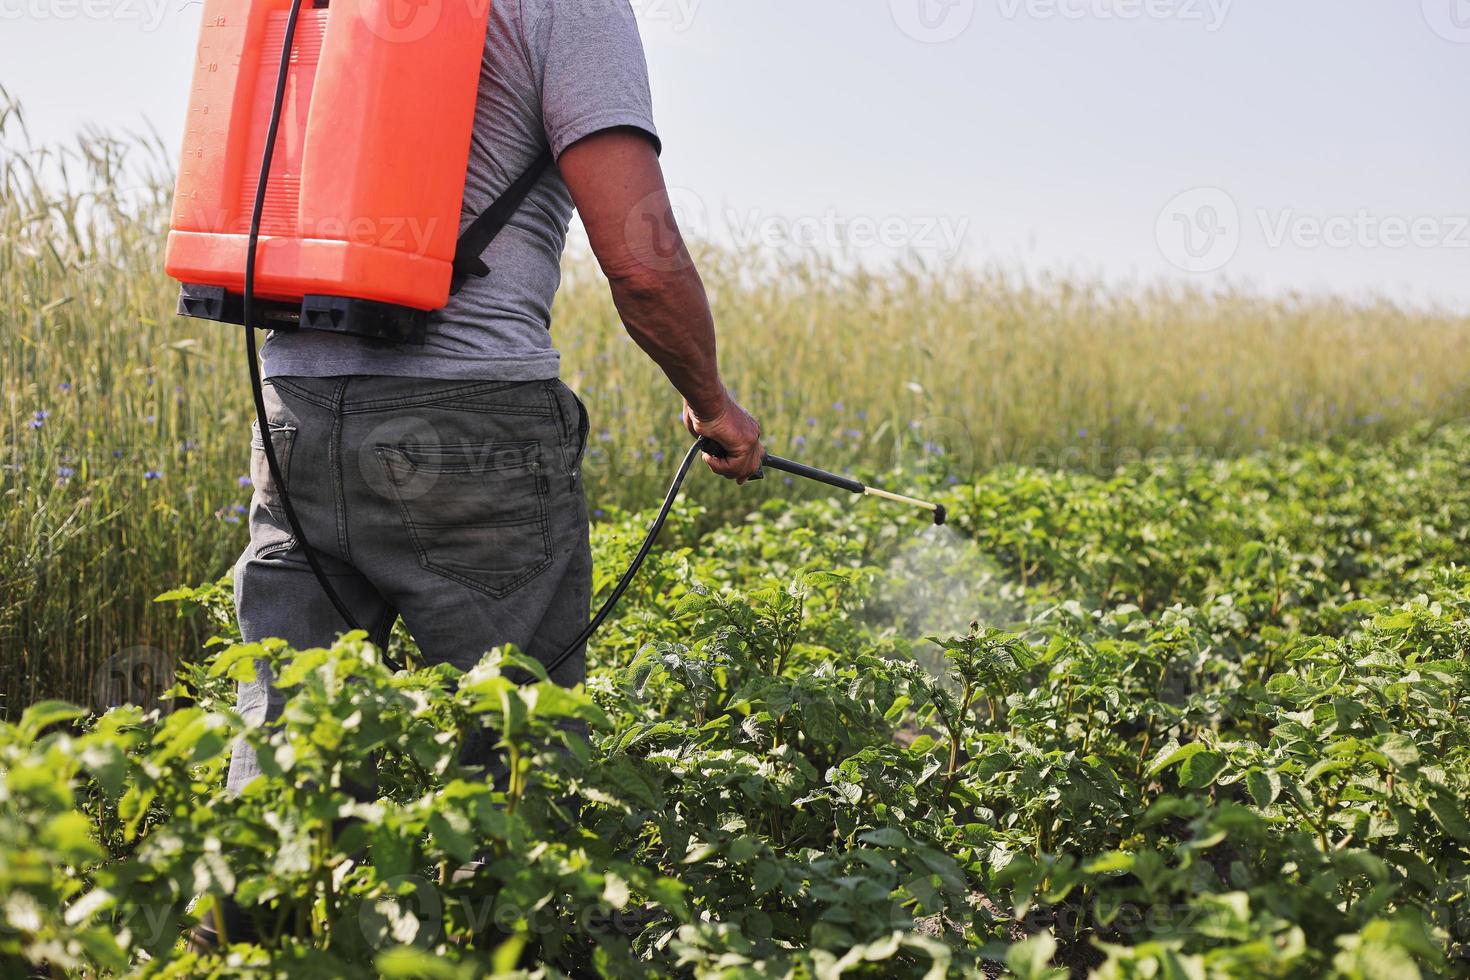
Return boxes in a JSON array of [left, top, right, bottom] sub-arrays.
[[2, 0, 1468, 311]]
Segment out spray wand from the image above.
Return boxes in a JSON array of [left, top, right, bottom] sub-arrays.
[[540, 437, 947, 675], [749, 449, 948, 527]]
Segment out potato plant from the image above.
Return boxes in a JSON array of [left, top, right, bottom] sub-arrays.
[[2, 425, 1469, 977]]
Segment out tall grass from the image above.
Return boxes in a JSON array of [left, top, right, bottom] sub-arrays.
[[4, 101, 1470, 710]]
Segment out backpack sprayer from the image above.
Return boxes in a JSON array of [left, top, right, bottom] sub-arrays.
[[165, 0, 946, 675]]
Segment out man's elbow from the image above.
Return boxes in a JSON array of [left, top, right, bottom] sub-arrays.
[[606, 263, 695, 308]]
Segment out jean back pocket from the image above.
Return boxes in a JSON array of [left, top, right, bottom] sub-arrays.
[[376, 440, 552, 598]]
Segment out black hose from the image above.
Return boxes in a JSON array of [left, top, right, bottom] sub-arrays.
[[238, 4, 736, 683], [542, 438, 705, 677], [243, 0, 375, 652], [240, 0, 699, 680]]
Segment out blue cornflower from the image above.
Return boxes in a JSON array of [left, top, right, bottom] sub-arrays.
[[793, 435, 807, 448], [806, 417, 818, 427], [593, 508, 606, 519], [232, 504, 248, 515], [832, 401, 844, 411], [652, 450, 665, 463], [144, 470, 162, 480], [57, 466, 75, 480], [238, 475, 253, 488], [59, 382, 72, 393]]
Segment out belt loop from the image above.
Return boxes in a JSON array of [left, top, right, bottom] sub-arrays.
[[332, 378, 351, 414]]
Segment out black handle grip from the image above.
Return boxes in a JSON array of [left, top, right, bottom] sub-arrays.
[[698, 439, 866, 494], [697, 437, 764, 480], [761, 454, 865, 494]]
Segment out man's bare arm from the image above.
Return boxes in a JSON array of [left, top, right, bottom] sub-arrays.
[[558, 128, 764, 482]]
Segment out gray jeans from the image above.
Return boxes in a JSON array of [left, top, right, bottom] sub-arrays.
[[228, 375, 592, 793]]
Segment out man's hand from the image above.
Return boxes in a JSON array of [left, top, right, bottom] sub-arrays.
[[682, 395, 765, 483]]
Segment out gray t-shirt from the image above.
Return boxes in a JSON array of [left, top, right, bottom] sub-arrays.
[[263, 0, 659, 381]]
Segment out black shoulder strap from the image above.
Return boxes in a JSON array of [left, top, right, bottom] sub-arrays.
[[451, 150, 555, 294]]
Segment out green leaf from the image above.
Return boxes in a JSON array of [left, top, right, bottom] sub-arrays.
[[1378, 734, 1420, 770], [752, 859, 784, 898], [375, 946, 463, 979], [19, 700, 86, 739], [1083, 851, 1135, 874], [1246, 768, 1282, 808], [1178, 750, 1227, 789], [860, 827, 911, 850], [1427, 792, 1470, 841], [1006, 932, 1066, 980], [1147, 740, 1206, 776], [45, 811, 103, 863]]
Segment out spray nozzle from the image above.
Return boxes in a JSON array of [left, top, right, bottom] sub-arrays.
[[699, 437, 948, 524]]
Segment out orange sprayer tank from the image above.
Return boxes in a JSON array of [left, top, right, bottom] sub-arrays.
[[166, 0, 491, 337]]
